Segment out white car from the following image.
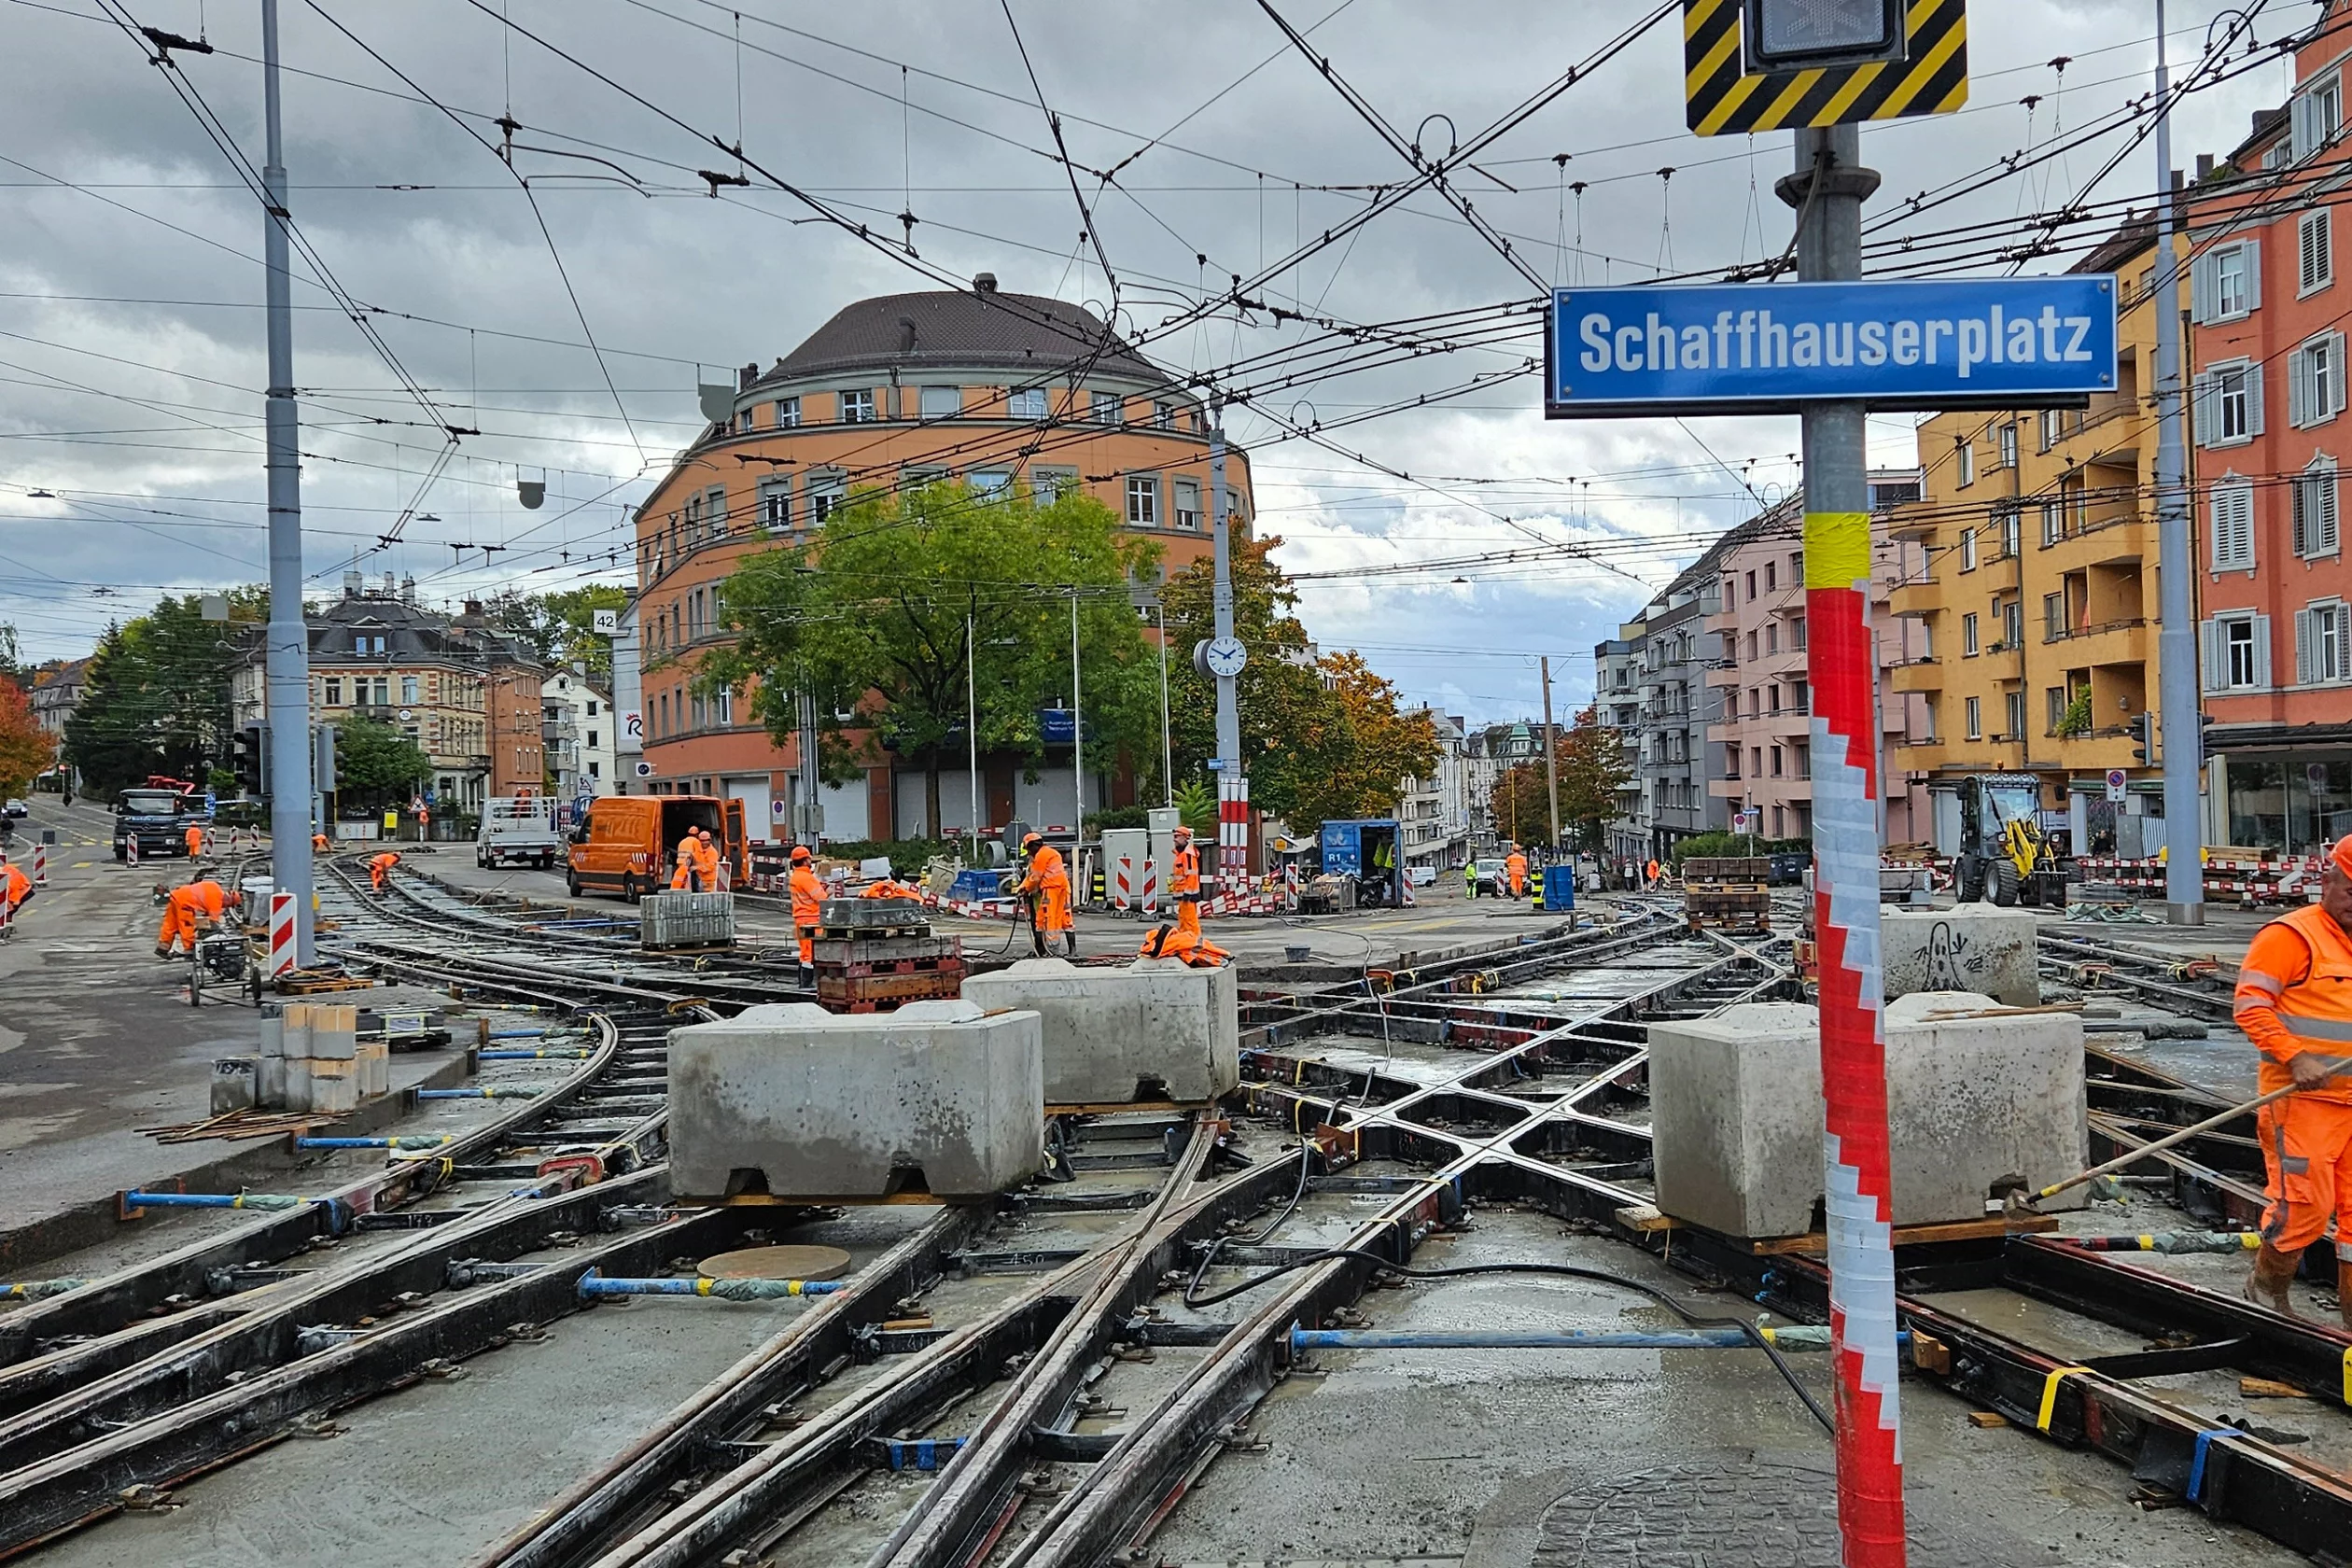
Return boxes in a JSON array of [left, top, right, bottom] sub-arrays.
[[1407, 864, 1436, 888]]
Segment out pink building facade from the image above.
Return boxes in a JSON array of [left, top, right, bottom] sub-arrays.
[[1705, 478, 1934, 847]]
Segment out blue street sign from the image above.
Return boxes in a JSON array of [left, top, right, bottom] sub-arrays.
[[1547, 277, 2118, 417]]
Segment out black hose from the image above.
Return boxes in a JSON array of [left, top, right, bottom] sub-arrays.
[[1183, 1242, 1835, 1435]]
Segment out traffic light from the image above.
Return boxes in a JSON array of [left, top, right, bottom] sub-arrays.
[[314, 724, 338, 793], [1743, 0, 1905, 72], [231, 722, 269, 795], [2130, 710, 2157, 767]]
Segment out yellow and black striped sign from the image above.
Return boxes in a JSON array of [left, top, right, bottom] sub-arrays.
[[1685, 0, 1967, 137]]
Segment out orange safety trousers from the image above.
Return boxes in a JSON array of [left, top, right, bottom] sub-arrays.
[[2259, 1097, 2352, 1258]]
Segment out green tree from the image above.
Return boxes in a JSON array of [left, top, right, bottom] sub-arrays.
[[331, 717, 432, 806], [705, 482, 1160, 833], [1158, 536, 1435, 832], [63, 591, 260, 795], [486, 585, 632, 680]]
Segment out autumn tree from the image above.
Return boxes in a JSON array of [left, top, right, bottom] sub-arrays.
[[706, 481, 1160, 833], [0, 679, 51, 794], [1486, 707, 1630, 852], [1158, 535, 1435, 831]]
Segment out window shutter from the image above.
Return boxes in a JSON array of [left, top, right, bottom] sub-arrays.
[[2247, 238, 2263, 311], [2254, 614, 2274, 687], [2291, 348, 2312, 427], [2247, 362, 2267, 434], [2296, 92, 2318, 162], [2329, 332, 2345, 415], [2202, 619, 2222, 686], [2191, 251, 2214, 325], [2295, 475, 2313, 555], [2325, 468, 2342, 555], [2298, 608, 2317, 685], [2192, 373, 2214, 445]]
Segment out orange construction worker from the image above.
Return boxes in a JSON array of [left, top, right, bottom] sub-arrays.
[[864, 878, 924, 902], [312, 832, 330, 853], [369, 850, 400, 893], [1138, 919, 1230, 967], [2234, 834, 2352, 1325], [693, 827, 723, 889], [184, 821, 205, 859], [670, 841, 700, 890], [1169, 825, 1203, 945], [1018, 833, 1075, 959], [1505, 847, 1528, 899], [0, 857, 32, 926], [153, 874, 217, 958], [789, 844, 825, 983]]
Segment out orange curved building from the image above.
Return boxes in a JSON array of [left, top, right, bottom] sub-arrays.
[[633, 276, 1253, 842]]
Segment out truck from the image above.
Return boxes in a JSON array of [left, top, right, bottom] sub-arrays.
[[1932, 773, 2069, 907], [477, 795, 563, 870], [1318, 819, 1404, 908], [111, 780, 208, 861]]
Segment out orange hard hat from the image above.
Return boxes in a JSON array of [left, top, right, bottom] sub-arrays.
[[696, 827, 712, 841], [2331, 835, 2352, 878], [1172, 825, 1192, 840], [1022, 832, 1043, 847], [791, 845, 812, 863]]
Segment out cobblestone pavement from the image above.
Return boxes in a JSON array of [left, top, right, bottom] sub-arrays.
[[1532, 1449, 2037, 1568]]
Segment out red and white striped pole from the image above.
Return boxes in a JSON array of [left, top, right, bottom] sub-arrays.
[[1789, 122, 1904, 1566], [32, 841, 46, 887], [268, 890, 297, 978]]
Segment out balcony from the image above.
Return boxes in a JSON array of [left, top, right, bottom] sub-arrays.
[[2042, 616, 2149, 669], [1888, 578, 1941, 619], [1888, 659, 1945, 696], [2043, 512, 2152, 571]]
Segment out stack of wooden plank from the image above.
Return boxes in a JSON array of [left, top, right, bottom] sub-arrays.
[[813, 898, 964, 1013], [1682, 856, 1771, 934]]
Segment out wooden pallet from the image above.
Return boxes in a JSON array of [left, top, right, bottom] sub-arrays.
[[1687, 915, 1771, 933], [1614, 1204, 2060, 1253], [817, 970, 965, 1007], [139, 1108, 339, 1143], [275, 969, 378, 995], [819, 956, 968, 981]]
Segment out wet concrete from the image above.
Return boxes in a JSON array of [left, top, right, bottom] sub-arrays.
[[1145, 1206, 2303, 1567]]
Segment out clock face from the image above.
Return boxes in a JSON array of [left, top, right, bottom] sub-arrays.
[[1205, 637, 1248, 678]]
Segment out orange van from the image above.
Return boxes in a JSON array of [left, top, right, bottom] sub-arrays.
[[566, 795, 746, 902]]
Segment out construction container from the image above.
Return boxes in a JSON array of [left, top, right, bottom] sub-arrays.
[[639, 889, 736, 950]]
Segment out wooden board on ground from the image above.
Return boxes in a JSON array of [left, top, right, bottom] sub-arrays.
[[699, 1243, 853, 1281], [138, 1109, 335, 1143], [1748, 1214, 2060, 1255]]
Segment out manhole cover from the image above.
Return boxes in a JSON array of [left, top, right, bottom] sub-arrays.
[[699, 1244, 852, 1281], [1532, 1452, 2037, 1568]]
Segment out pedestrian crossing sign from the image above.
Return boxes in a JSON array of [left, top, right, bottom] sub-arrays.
[[1684, 0, 1967, 138]]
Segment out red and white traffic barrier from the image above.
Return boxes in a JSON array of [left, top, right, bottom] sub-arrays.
[[268, 891, 297, 977], [1806, 504, 1905, 1557], [31, 842, 46, 886], [125, 834, 138, 867]]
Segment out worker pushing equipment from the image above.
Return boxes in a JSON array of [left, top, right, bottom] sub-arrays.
[[789, 844, 824, 986], [1017, 833, 1075, 959], [153, 870, 226, 958], [2233, 833, 2352, 1325], [369, 850, 399, 893]]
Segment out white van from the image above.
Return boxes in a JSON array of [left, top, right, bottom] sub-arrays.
[[477, 796, 561, 869]]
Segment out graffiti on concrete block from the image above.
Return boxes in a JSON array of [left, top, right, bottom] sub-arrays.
[[1924, 919, 1987, 991]]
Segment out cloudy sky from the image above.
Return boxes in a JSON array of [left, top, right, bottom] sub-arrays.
[[0, 0, 2304, 718]]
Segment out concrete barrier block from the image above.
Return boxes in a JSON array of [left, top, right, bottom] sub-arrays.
[[282, 1002, 312, 1061], [258, 1005, 286, 1059], [1885, 991, 2089, 1216], [308, 1058, 357, 1116], [210, 1057, 259, 1115], [284, 1057, 313, 1113], [961, 957, 1240, 1105], [667, 999, 1043, 1202], [308, 1003, 357, 1061], [356, 1042, 390, 1099], [1881, 905, 2040, 1008], [1650, 996, 2089, 1238], [258, 1055, 287, 1109]]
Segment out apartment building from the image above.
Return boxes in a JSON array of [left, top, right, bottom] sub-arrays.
[[1463, 721, 1555, 853], [1596, 554, 1730, 865], [1395, 709, 1469, 873], [633, 274, 1249, 841], [1887, 217, 2178, 850], [230, 574, 543, 814], [543, 669, 616, 806], [2188, 6, 2352, 851], [1713, 478, 1932, 846]]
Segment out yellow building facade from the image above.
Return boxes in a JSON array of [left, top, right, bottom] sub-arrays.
[[1887, 223, 2177, 819]]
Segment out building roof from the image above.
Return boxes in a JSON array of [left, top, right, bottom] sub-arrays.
[[288, 594, 537, 670], [757, 286, 1166, 388]]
